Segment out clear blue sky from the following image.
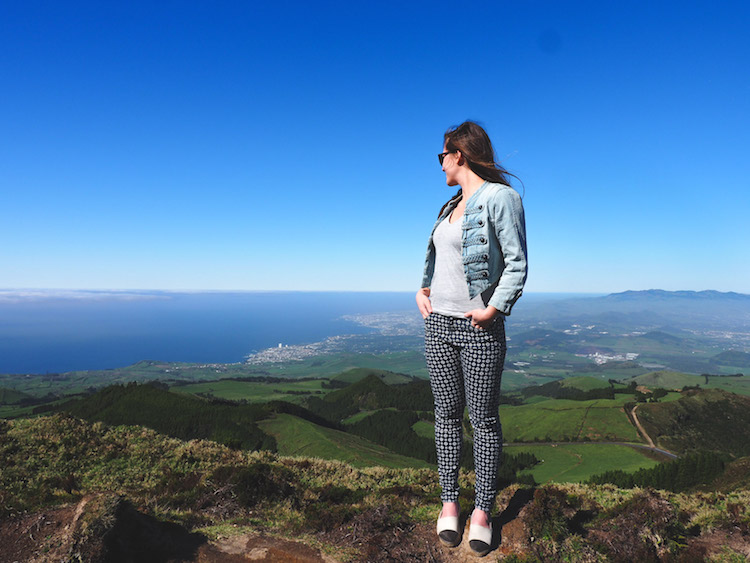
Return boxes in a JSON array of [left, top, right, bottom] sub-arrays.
[[2, 1, 748, 293]]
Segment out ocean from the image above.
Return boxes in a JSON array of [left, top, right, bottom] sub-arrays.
[[0, 291, 417, 374], [0, 290, 586, 375]]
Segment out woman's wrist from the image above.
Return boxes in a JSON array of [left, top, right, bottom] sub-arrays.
[[483, 305, 499, 320]]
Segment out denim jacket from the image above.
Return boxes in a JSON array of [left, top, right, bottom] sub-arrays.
[[421, 182, 528, 316]]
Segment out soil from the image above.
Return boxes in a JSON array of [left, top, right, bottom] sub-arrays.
[[0, 503, 78, 563], [197, 534, 336, 562]]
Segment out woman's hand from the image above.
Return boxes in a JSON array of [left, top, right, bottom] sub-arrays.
[[464, 306, 499, 329], [416, 288, 433, 319]]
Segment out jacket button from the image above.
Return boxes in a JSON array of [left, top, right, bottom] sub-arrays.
[[478, 205, 483, 210], [482, 272, 488, 278], [478, 220, 484, 226], [480, 237, 486, 244], [483, 254, 488, 260]]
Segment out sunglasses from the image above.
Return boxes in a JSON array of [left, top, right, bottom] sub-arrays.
[[438, 151, 455, 165]]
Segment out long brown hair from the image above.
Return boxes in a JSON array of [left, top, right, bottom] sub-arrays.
[[439, 121, 520, 216]]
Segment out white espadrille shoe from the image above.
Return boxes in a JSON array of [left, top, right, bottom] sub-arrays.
[[436, 508, 461, 547], [468, 519, 492, 557]]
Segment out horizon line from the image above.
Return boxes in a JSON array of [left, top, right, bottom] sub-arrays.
[[0, 288, 747, 297]]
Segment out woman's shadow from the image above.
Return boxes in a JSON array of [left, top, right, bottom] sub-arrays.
[[489, 487, 535, 552]]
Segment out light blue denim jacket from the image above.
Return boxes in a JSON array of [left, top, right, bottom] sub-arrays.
[[421, 182, 528, 315]]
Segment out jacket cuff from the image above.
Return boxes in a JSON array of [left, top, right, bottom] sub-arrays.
[[488, 289, 523, 316]]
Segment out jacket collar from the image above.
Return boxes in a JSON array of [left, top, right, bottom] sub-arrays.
[[438, 182, 490, 220]]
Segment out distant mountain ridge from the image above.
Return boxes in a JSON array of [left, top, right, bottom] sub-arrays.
[[603, 289, 750, 301]]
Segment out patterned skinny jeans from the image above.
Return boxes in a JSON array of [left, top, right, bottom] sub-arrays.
[[424, 312, 506, 513]]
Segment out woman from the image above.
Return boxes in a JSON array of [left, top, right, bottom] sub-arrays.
[[416, 121, 527, 556]]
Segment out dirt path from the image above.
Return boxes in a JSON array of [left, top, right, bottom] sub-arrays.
[[631, 404, 656, 448]]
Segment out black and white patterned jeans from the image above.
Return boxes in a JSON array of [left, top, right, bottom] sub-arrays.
[[424, 312, 506, 513]]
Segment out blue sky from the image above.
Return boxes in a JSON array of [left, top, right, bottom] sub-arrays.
[[2, 1, 748, 294]]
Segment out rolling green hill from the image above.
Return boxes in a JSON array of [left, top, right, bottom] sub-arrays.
[[637, 388, 750, 456]]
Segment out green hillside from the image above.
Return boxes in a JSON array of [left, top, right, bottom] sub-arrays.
[[637, 388, 750, 456], [258, 413, 430, 469], [708, 456, 750, 492]]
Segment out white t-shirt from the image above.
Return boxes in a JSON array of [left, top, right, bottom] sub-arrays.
[[430, 216, 488, 318]]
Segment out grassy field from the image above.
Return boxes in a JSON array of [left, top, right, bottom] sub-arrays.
[[407, 394, 645, 445], [172, 378, 328, 404], [412, 420, 435, 439], [507, 443, 661, 483], [0, 404, 39, 419], [257, 413, 431, 469], [703, 377, 750, 396], [411, 417, 657, 483], [500, 397, 642, 443]]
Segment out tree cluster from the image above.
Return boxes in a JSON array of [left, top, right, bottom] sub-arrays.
[[588, 451, 727, 492], [346, 410, 440, 465]]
